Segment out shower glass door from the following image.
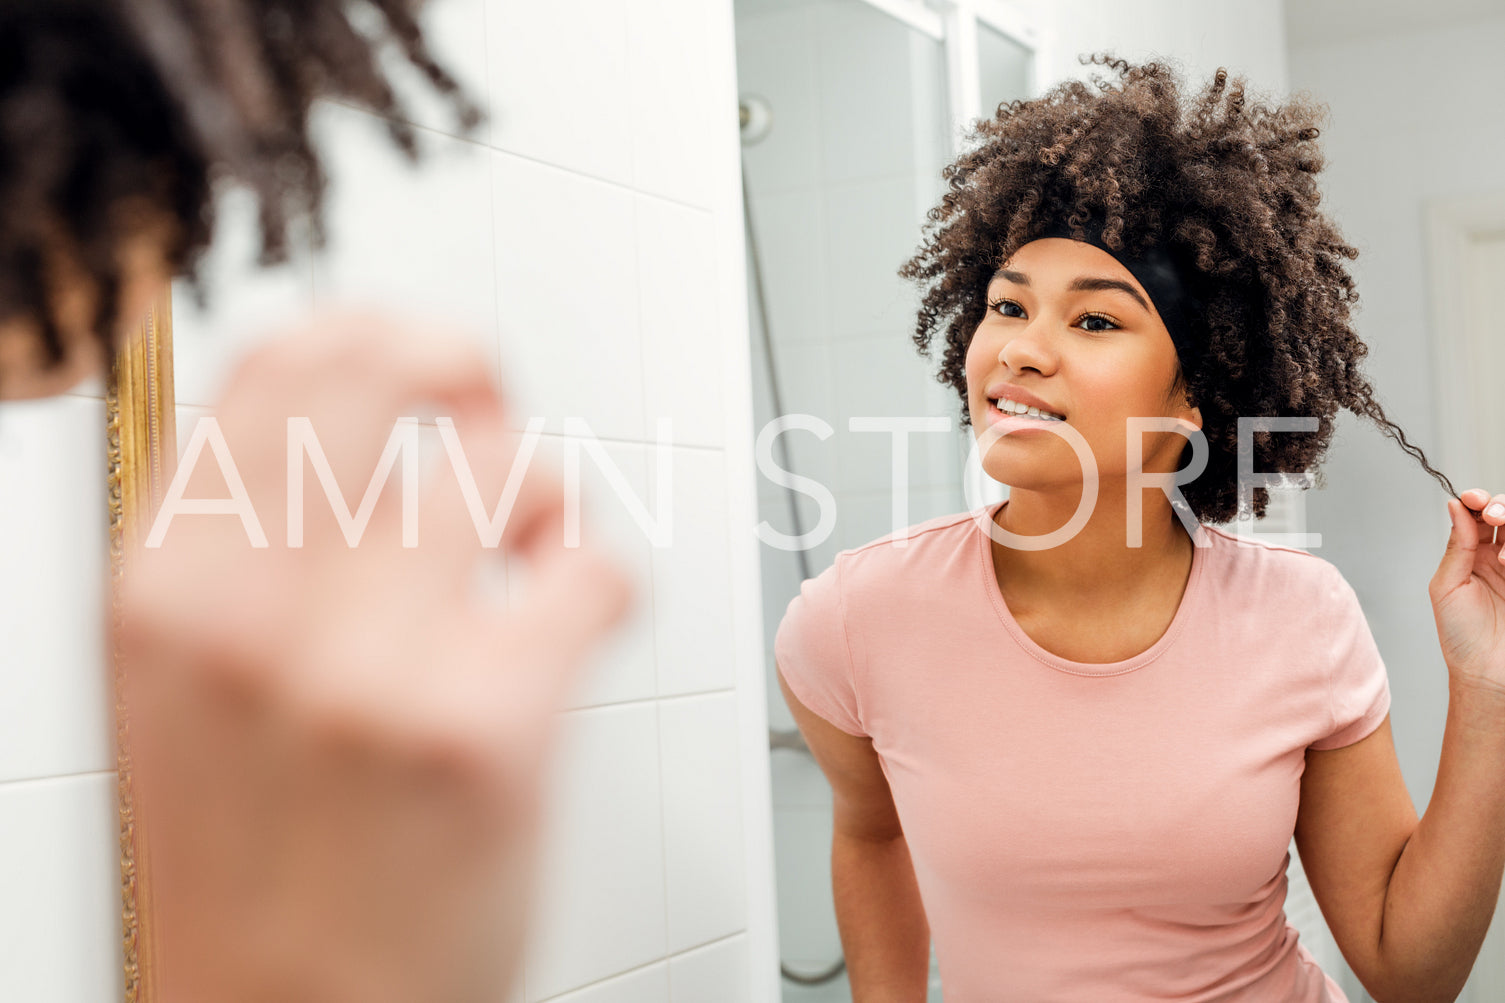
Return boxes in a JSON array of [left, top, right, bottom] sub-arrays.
[[734, 0, 1036, 998]]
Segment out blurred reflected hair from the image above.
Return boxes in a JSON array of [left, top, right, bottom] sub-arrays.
[[0, 0, 478, 364], [900, 54, 1457, 523]]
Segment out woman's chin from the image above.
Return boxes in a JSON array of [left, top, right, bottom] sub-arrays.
[[978, 459, 1083, 494]]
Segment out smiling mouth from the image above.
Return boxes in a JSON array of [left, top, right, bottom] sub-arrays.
[[989, 397, 1066, 421]]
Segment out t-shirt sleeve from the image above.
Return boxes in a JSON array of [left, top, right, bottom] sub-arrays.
[[773, 558, 867, 738], [1308, 566, 1392, 751]]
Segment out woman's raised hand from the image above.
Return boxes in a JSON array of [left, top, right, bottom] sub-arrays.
[[1429, 487, 1505, 696], [118, 314, 634, 1003]]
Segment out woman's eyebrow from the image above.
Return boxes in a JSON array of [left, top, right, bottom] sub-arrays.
[[989, 268, 1150, 313], [1069, 276, 1150, 313]]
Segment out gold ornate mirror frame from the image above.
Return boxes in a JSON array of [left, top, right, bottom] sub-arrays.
[[106, 287, 175, 1003]]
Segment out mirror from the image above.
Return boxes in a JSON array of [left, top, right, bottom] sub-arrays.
[[736, 1, 1505, 1000]]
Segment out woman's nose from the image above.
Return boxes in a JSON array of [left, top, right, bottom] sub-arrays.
[[998, 322, 1056, 375]]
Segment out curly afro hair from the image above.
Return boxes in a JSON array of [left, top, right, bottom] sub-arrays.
[[899, 54, 1456, 525], [0, 0, 479, 367]]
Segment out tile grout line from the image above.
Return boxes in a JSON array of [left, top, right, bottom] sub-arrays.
[[564, 686, 738, 717], [533, 930, 746, 1003], [317, 101, 719, 220], [0, 768, 116, 791]]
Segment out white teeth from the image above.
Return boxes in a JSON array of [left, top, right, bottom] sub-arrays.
[[992, 398, 1064, 421]]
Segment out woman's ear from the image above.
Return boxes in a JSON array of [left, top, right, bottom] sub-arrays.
[[1168, 377, 1202, 430]]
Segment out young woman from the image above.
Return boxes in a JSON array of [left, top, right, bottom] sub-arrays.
[[776, 56, 1505, 1002]]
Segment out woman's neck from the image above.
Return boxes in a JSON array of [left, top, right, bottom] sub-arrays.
[[990, 482, 1195, 611]]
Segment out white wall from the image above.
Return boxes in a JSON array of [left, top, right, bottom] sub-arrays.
[[0, 393, 121, 1001], [1290, 10, 1505, 806], [1035, 0, 1288, 96], [1290, 14, 1505, 1002], [0, 0, 779, 1001]]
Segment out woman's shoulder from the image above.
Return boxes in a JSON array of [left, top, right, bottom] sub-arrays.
[[836, 506, 984, 563], [807, 506, 989, 603], [1196, 522, 1356, 605]]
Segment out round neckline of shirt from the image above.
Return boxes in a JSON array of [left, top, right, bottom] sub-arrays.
[[974, 498, 1211, 677]]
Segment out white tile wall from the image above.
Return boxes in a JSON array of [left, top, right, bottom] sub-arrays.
[[754, 477, 842, 559], [491, 152, 645, 440], [836, 484, 959, 552], [485, 0, 633, 185], [653, 448, 737, 697], [541, 962, 668, 1003], [0, 397, 112, 784], [750, 337, 841, 506], [628, 0, 722, 210], [312, 103, 502, 383], [0, 774, 123, 1002], [832, 338, 957, 494], [660, 694, 747, 953], [771, 806, 840, 969], [525, 703, 667, 1001], [669, 935, 752, 1003], [822, 176, 928, 339], [744, 188, 831, 347], [509, 434, 658, 710], [636, 197, 725, 449]]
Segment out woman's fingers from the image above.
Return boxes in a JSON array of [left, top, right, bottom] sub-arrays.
[[1433, 498, 1483, 601], [212, 314, 501, 551], [1460, 487, 1494, 513], [1484, 493, 1505, 524], [416, 410, 567, 594], [484, 535, 635, 754], [1448, 488, 1502, 563]]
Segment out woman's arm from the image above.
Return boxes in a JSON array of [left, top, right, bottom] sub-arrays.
[[1292, 703, 1505, 1003], [778, 668, 931, 1001], [1299, 488, 1505, 1001]]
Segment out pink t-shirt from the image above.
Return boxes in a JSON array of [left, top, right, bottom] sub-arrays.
[[774, 500, 1390, 1002]]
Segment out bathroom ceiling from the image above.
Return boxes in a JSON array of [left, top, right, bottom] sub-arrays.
[[1284, 0, 1505, 47]]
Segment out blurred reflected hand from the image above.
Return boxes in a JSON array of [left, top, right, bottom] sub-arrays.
[[117, 315, 633, 1003], [1430, 487, 1505, 695]]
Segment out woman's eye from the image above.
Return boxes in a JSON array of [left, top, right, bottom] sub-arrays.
[[1079, 313, 1118, 332], [988, 298, 1024, 318]]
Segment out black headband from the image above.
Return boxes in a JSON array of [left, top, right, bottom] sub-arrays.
[[1034, 218, 1206, 372]]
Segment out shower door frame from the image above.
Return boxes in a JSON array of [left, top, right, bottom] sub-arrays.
[[850, 0, 1047, 142]]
